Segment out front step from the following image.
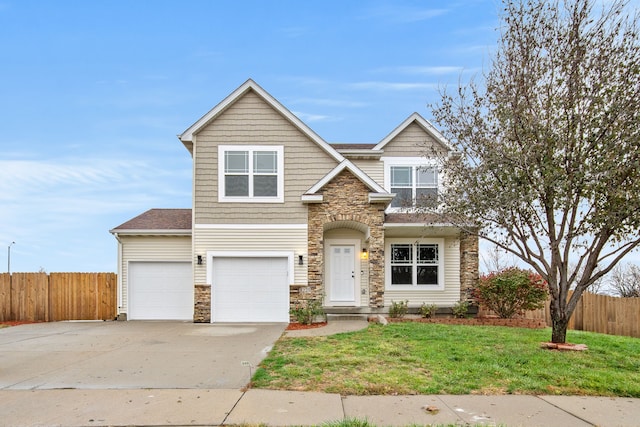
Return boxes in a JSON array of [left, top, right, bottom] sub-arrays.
[[326, 313, 370, 322], [323, 307, 387, 315]]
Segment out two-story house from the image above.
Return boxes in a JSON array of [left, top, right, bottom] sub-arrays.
[[110, 79, 478, 322]]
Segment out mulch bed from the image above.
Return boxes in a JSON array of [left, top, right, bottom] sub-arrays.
[[286, 317, 546, 331], [385, 316, 548, 329], [286, 322, 328, 331], [540, 342, 588, 351], [0, 321, 39, 327]]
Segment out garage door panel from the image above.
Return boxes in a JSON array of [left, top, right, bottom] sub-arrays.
[[129, 262, 193, 320], [212, 257, 289, 322]]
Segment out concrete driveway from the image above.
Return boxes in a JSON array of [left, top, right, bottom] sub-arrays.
[[0, 321, 286, 390]]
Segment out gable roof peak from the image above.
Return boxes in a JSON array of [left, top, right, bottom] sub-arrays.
[[177, 78, 344, 163], [306, 159, 382, 192], [373, 112, 454, 152]]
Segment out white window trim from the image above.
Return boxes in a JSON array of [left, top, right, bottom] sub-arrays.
[[382, 157, 440, 213], [218, 145, 284, 203], [385, 238, 445, 290]]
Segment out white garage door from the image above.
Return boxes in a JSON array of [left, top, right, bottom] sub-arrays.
[[212, 257, 289, 322], [128, 262, 193, 320]]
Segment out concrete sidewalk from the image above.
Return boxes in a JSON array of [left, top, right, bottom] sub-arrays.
[[1, 388, 638, 426]]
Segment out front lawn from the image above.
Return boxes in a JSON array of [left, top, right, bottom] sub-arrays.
[[252, 323, 640, 396]]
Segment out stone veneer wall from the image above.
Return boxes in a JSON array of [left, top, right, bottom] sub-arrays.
[[459, 231, 479, 302], [194, 284, 211, 323], [307, 170, 386, 308]]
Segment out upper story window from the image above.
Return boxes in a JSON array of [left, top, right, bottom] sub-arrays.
[[218, 145, 284, 203], [383, 158, 439, 210]]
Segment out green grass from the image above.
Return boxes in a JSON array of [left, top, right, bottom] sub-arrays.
[[252, 323, 640, 396]]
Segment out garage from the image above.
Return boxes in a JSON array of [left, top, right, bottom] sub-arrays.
[[128, 261, 193, 320], [211, 257, 289, 322]]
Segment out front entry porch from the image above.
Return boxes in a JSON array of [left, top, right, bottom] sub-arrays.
[[304, 169, 387, 310]]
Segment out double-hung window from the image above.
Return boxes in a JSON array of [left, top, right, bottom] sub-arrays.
[[218, 145, 284, 202], [389, 165, 438, 208], [384, 157, 438, 209], [386, 239, 444, 289]]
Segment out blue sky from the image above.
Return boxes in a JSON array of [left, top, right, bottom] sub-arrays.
[[0, 0, 635, 273]]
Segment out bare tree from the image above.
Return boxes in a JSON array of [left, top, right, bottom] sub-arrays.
[[481, 242, 517, 273], [430, 0, 640, 343], [608, 263, 640, 297], [569, 263, 606, 294]]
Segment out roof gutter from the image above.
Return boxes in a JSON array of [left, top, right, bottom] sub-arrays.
[[108, 229, 192, 236]]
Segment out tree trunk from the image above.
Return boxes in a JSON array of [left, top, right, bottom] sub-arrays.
[[549, 296, 569, 344], [551, 316, 568, 344]]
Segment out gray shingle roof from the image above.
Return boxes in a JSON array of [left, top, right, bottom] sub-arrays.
[[385, 212, 467, 224], [111, 209, 192, 231]]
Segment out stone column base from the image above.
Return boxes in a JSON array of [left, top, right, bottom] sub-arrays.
[[194, 284, 211, 323]]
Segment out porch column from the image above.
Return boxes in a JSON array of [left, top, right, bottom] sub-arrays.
[[459, 230, 479, 302], [368, 209, 386, 307], [307, 205, 325, 302]]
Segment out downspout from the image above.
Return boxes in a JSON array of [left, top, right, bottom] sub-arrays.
[[112, 232, 124, 318]]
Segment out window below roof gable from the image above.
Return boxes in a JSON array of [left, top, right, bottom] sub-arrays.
[[383, 157, 440, 211], [218, 145, 284, 203]]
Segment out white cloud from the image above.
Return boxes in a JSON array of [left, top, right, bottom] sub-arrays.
[[281, 76, 332, 87], [277, 26, 309, 38], [291, 111, 336, 122], [349, 81, 438, 91], [190, 49, 223, 59], [374, 66, 468, 75], [289, 98, 368, 108], [0, 158, 152, 192], [360, 5, 449, 23], [0, 156, 191, 272], [0, 158, 180, 239]]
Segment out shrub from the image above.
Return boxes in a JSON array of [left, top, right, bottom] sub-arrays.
[[474, 267, 548, 318], [419, 303, 438, 318], [452, 300, 470, 318], [290, 299, 325, 325], [388, 300, 409, 318]]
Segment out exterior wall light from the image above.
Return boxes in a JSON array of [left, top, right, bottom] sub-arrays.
[[361, 248, 369, 260]]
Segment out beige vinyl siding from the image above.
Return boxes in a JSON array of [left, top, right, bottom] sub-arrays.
[[193, 226, 308, 284], [383, 236, 461, 307], [194, 90, 338, 224], [119, 235, 192, 313], [382, 122, 447, 157], [352, 159, 384, 186]]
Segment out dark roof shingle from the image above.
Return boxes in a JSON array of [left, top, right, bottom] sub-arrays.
[[385, 212, 451, 224], [111, 208, 192, 231]]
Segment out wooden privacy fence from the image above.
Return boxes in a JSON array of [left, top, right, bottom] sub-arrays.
[[522, 292, 640, 338], [0, 273, 116, 322], [568, 292, 640, 338]]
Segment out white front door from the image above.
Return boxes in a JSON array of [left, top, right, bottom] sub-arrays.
[[328, 245, 357, 305]]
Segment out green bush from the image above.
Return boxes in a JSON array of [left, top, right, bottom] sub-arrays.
[[420, 303, 438, 318], [452, 300, 470, 318], [388, 300, 409, 318], [474, 267, 548, 318], [290, 299, 325, 325]]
